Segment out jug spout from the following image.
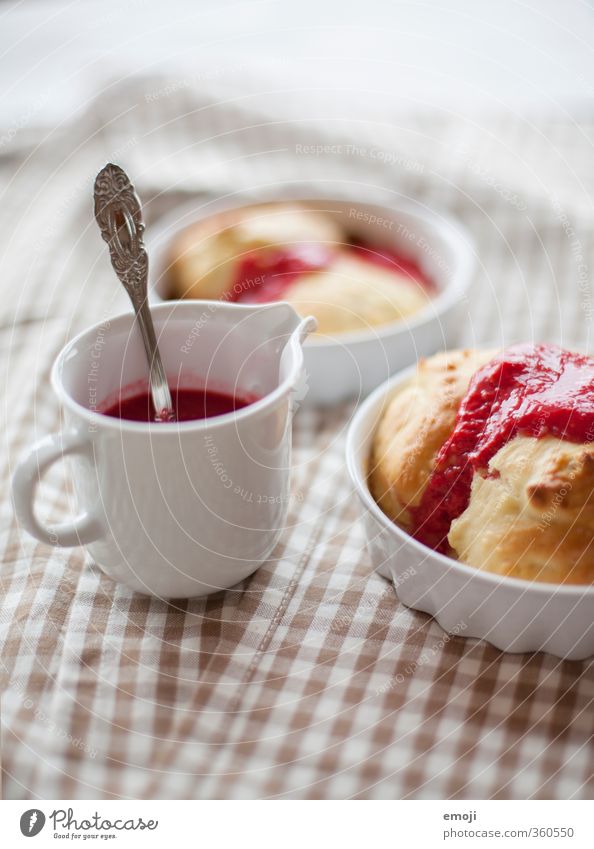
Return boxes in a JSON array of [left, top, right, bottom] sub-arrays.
[[229, 300, 318, 397], [173, 299, 318, 407], [295, 314, 318, 344], [281, 313, 317, 410], [273, 305, 316, 401], [233, 300, 315, 343]]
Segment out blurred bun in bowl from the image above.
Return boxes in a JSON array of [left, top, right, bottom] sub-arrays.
[[166, 202, 431, 336], [149, 195, 475, 405]]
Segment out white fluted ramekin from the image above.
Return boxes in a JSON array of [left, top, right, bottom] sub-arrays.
[[346, 367, 594, 660]]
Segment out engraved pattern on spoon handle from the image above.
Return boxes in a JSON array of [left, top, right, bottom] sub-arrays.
[[94, 163, 148, 303], [94, 164, 175, 419]]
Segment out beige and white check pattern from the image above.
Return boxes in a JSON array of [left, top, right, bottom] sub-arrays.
[[1, 78, 594, 799]]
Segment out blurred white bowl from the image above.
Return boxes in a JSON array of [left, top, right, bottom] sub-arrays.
[[346, 367, 594, 660], [148, 194, 475, 406]]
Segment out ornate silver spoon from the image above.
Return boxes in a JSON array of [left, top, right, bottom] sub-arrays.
[[94, 163, 175, 421]]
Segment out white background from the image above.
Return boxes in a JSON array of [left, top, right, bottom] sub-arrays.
[[1, 0, 594, 129]]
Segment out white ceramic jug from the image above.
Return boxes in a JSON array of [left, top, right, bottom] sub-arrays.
[[12, 301, 315, 598]]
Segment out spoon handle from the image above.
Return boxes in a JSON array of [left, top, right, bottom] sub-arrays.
[[135, 298, 174, 417], [94, 164, 175, 421]]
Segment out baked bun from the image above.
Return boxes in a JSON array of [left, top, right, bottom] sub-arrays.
[[369, 347, 594, 584], [448, 436, 594, 583], [369, 349, 495, 528], [281, 253, 428, 336], [167, 203, 343, 302], [166, 203, 430, 336]]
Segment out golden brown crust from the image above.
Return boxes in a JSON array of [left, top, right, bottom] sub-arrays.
[[368, 349, 494, 528], [370, 348, 594, 584], [448, 436, 594, 584]]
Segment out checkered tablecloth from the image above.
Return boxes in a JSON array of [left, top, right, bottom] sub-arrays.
[[1, 77, 593, 799]]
